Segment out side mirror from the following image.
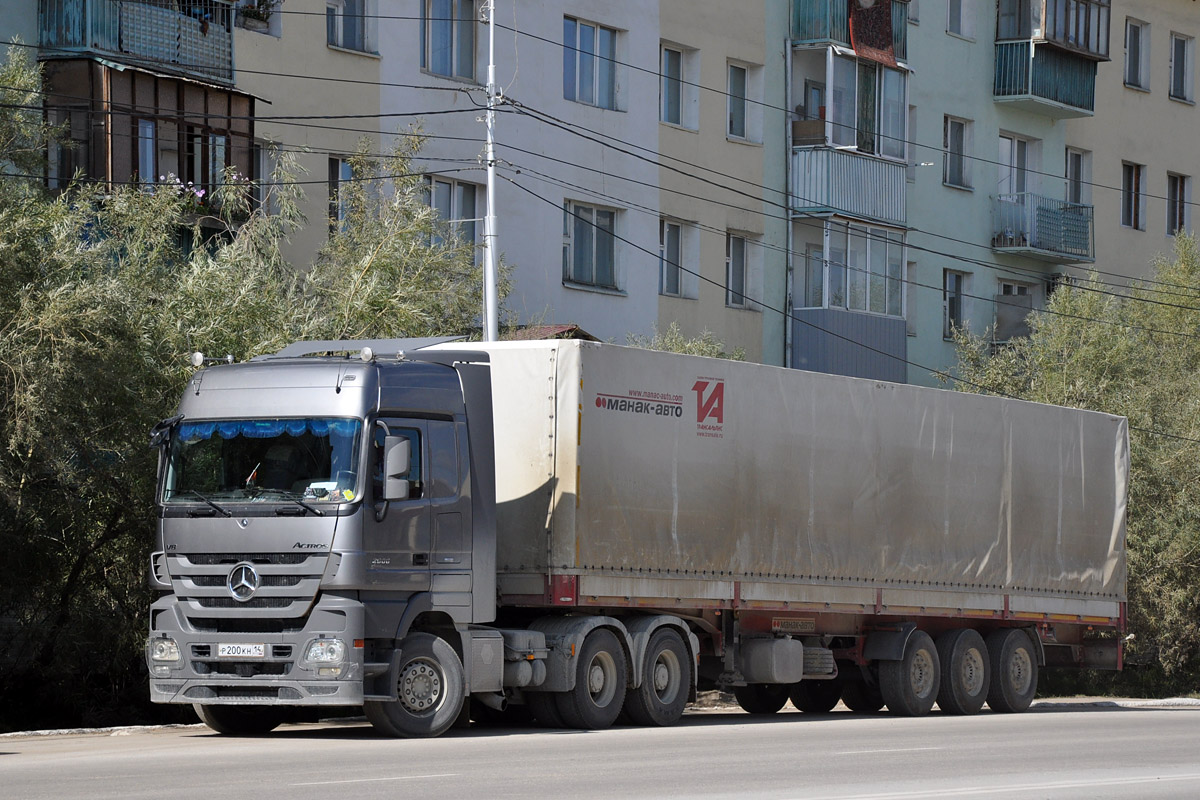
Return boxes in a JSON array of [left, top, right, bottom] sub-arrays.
[[383, 436, 411, 501]]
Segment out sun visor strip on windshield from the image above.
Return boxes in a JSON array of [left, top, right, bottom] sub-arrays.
[[177, 419, 360, 442]]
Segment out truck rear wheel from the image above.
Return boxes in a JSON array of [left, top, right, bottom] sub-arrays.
[[936, 629, 990, 715], [879, 630, 940, 717], [555, 628, 628, 729], [840, 679, 884, 713], [789, 677, 842, 713], [193, 704, 284, 735], [623, 628, 690, 726], [526, 691, 567, 728], [365, 632, 465, 738], [986, 629, 1038, 713], [733, 683, 789, 715]]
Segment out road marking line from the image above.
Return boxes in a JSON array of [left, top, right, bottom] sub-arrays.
[[835, 747, 945, 755], [812, 772, 1200, 799], [291, 773, 457, 786]]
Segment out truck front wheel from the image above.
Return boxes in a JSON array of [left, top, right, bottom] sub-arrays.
[[879, 630, 940, 716], [733, 683, 789, 715], [789, 677, 842, 713], [555, 628, 628, 729], [193, 704, 284, 735], [623, 628, 690, 726], [365, 632, 465, 738]]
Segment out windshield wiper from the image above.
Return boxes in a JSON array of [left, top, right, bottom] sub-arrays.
[[179, 490, 233, 517], [252, 487, 326, 517]]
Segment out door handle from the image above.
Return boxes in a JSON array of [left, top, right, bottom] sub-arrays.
[[412, 553, 429, 566]]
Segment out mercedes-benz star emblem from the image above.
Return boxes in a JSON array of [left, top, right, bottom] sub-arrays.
[[227, 563, 260, 602]]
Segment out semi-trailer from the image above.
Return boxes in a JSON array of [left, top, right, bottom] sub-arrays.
[[146, 339, 1127, 736]]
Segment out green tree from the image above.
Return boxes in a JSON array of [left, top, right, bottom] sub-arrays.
[[628, 321, 746, 360], [954, 237, 1200, 695], [0, 50, 503, 731]]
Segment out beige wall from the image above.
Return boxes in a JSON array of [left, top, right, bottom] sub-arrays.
[[234, 0, 381, 269], [1063, 0, 1200, 282], [657, 0, 777, 363]]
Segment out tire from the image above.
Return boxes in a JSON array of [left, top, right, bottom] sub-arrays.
[[986, 629, 1038, 713], [526, 691, 567, 728], [555, 628, 628, 730], [192, 704, 284, 735], [789, 677, 842, 714], [364, 632, 465, 738], [623, 628, 691, 726], [840, 679, 884, 713], [879, 630, 940, 717], [936, 629, 990, 715], [733, 683, 790, 715]]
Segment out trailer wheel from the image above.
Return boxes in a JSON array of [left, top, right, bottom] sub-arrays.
[[986, 629, 1038, 713], [840, 678, 884, 713], [623, 628, 690, 726], [193, 704, 284, 735], [364, 632, 464, 738], [733, 683, 790, 715], [789, 677, 842, 714], [879, 630, 940, 717], [936, 629, 990, 715], [526, 691, 567, 728], [555, 628, 628, 729]]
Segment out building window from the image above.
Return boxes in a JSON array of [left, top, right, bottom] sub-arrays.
[[564, 17, 617, 110], [1121, 161, 1146, 230], [726, 233, 747, 307], [327, 0, 367, 51], [727, 64, 747, 138], [136, 119, 156, 187], [186, 129, 227, 198], [659, 219, 682, 297], [661, 47, 682, 125], [802, 245, 824, 308], [997, 0, 1032, 40], [947, 0, 972, 38], [1066, 147, 1091, 205], [823, 222, 904, 316], [829, 56, 905, 158], [944, 270, 967, 338], [998, 134, 1035, 196], [427, 176, 478, 257], [422, 0, 475, 80], [1170, 33, 1194, 102], [1168, 173, 1190, 236], [47, 106, 89, 189], [563, 201, 617, 289], [1125, 19, 1149, 90], [328, 156, 353, 227], [943, 116, 970, 188]]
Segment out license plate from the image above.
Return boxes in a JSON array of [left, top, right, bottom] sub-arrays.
[[218, 643, 265, 658]]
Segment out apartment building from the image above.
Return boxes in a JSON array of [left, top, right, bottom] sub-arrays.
[[903, 0, 1107, 385], [1064, 0, 1198, 283], [15, 0, 255, 219]]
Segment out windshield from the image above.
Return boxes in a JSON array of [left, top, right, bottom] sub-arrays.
[[164, 418, 364, 504]]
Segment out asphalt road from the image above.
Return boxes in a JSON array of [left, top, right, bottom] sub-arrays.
[[2, 701, 1199, 799]]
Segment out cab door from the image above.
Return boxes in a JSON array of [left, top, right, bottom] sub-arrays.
[[364, 419, 431, 591]]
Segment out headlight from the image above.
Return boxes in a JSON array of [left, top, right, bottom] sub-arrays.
[[150, 637, 181, 663], [304, 638, 346, 664]]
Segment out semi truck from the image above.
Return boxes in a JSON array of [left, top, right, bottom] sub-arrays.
[[146, 339, 1128, 737]]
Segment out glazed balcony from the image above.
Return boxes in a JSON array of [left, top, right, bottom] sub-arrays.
[[792, 0, 908, 62], [994, 40, 1096, 117], [996, 0, 1110, 61], [791, 147, 906, 228], [39, 0, 234, 84], [992, 192, 1094, 263]]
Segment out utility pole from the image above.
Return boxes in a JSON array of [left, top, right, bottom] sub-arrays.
[[482, 0, 500, 342]]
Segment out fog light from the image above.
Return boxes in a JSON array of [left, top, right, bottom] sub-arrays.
[[304, 638, 346, 664], [150, 637, 181, 662], [152, 665, 172, 677], [318, 667, 343, 677]]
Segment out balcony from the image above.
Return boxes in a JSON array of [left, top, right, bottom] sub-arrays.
[[39, 0, 234, 84], [992, 192, 1093, 263], [994, 41, 1096, 117], [792, 0, 908, 62], [791, 147, 905, 228]]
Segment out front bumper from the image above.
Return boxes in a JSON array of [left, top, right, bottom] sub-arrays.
[[147, 593, 366, 706]]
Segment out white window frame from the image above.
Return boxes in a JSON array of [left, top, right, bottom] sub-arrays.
[[1121, 161, 1146, 230], [563, 201, 618, 290], [943, 116, 971, 189], [427, 176, 480, 257], [659, 44, 699, 129], [1125, 19, 1149, 90], [1170, 33, 1194, 102], [329, 156, 353, 226], [725, 233, 748, 308], [659, 218, 683, 297], [327, 0, 371, 52], [1065, 146, 1091, 205], [998, 133, 1038, 196], [564, 17, 618, 110], [944, 269, 968, 339], [137, 118, 156, 188], [947, 0, 973, 39], [422, 0, 476, 81], [1167, 173, 1190, 236], [727, 63, 748, 139]]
